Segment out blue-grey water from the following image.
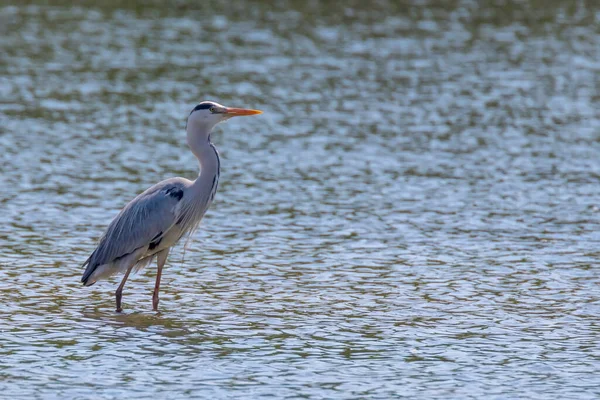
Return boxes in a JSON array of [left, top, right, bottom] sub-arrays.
[[1, 1, 600, 398]]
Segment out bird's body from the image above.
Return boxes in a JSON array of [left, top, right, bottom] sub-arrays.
[[81, 177, 198, 284], [81, 101, 261, 311]]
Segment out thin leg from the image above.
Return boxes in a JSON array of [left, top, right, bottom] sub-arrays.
[[153, 249, 169, 311], [115, 265, 134, 313]]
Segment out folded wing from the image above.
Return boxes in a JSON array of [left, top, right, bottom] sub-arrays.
[[81, 179, 187, 285]]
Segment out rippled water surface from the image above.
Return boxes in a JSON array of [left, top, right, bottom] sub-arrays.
[[1, 0, 600, 398]]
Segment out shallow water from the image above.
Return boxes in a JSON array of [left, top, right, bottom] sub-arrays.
[[1, 0, 600, 398]]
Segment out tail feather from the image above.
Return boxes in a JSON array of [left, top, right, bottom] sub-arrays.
[[81, 255, 96, 286], [81, 247, 147, 287]]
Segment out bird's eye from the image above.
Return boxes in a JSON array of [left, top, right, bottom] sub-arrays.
[[209, 107, 216, 113]]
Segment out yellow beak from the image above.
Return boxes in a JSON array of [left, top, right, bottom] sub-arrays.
[[224, 107, 263, 116]]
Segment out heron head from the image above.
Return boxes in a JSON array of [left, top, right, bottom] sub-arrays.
[[186, 101, 262, 134]]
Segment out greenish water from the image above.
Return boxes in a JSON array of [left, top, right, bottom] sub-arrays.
[[1, 1, 600, 398]]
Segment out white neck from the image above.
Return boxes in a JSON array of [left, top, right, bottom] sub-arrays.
[[172, 121, 221, 233], [186, 124, 220, 192]]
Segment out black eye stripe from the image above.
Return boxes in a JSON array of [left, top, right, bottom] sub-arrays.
[[193, 103, 213, 112]]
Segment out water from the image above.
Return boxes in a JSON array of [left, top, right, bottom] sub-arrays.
[[1, 0, 600, 398]]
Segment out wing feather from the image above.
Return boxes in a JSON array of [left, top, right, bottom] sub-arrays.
[[81, 178, 187, 284]]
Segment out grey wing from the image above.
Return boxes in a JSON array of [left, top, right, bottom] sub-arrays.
[[81, 179, 186, 284]]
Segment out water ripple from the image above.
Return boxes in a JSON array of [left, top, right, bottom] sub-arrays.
[[1, 1, 600, 399]]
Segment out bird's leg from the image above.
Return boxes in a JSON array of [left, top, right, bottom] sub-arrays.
[[153, 249, 169, 311], [115, 266, 134, 313], [152, 265, 163, 311]]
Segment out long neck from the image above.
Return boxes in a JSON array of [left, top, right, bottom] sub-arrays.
[[175, 124, 221, 233], [186, 126, 221, 195]]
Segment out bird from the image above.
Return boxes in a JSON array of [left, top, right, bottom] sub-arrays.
[[81, 101, 262, 312]]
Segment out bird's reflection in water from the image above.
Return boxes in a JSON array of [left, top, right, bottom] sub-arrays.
[[80, 308, 192, 336]]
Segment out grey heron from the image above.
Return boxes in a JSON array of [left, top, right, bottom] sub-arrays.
[[81, 101, 262, 312]]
